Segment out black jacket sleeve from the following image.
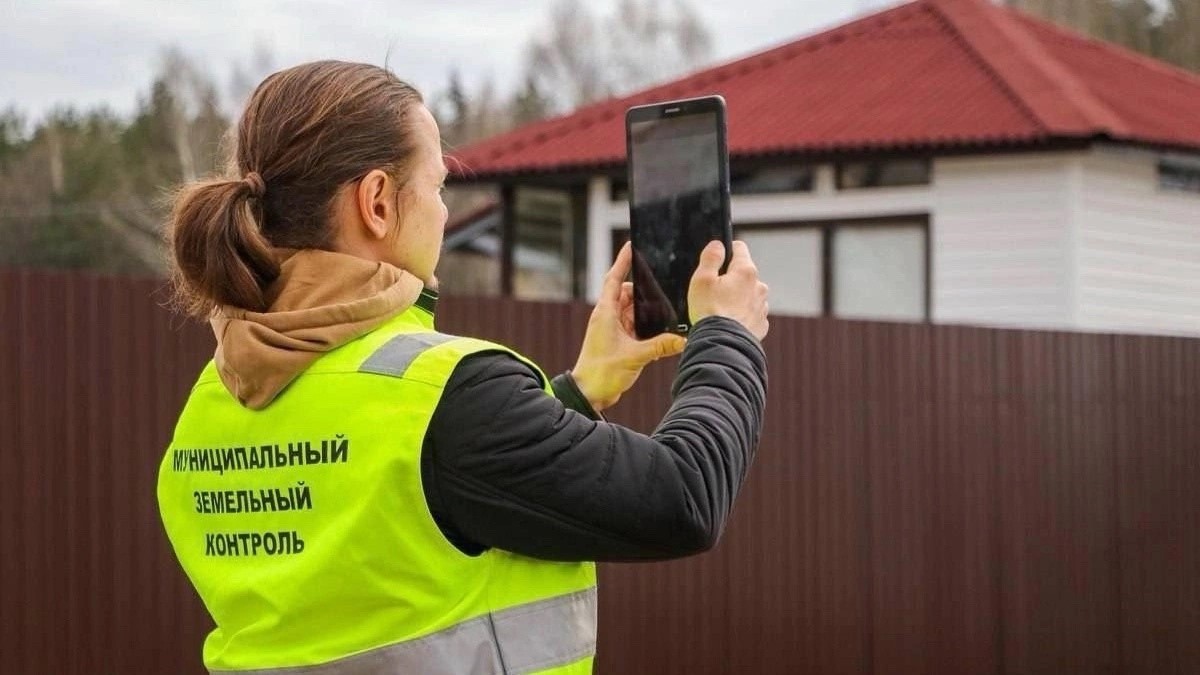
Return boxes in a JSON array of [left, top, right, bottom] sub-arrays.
[[420, 316, 767, 562], [548, 372, 605, 421]]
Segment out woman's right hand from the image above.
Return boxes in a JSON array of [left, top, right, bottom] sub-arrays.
[[688, 240, 770, 341]]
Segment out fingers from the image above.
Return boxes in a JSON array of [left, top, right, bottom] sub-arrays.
[[727, 240, 758, 277], [756, 280, 771, 340], [618, 281, 633, 307], [601, 242, 633, 303], [617, 282, 635, 333], [694, 240, 726, 278], [697, 240, 757, 278], [641, 333, 687, 361]]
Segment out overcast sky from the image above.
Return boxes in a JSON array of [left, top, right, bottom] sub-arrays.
[[0, 0, 891, 123]]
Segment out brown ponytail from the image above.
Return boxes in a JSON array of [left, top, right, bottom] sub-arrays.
[[168, 177, 280, 315], [167, 61, 424, 318]]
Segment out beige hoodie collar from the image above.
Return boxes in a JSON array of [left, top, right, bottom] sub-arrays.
[[211, 249, 425, 410]]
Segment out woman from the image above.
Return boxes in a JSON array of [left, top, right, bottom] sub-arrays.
[[158, 60, 768, 675]]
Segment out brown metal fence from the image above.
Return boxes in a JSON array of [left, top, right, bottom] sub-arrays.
[[1, 267, 1197, 674]]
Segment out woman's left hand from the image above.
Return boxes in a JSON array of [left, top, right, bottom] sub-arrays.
[[570, 242, 687, 412]]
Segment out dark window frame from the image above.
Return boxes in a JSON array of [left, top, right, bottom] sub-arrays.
[[835, 158, 933, 191], [501, 184, 590, 301], [729, 165, 817, 195], [1158, 158, 1200, 195]]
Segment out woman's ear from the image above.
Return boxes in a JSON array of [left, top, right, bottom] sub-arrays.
[[355, 169, 395, 241]]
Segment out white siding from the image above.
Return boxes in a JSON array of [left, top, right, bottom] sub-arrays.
[[1076, 148, 1200, 336], [595, 155, 1078, 327], [931, 153, 1077, 329], [581, 149, 1200, 335]]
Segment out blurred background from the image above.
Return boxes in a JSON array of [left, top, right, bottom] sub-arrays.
[[2, 0, 1199, 333], [2, 0, 1199, 673], [0, 0, 878, 276]]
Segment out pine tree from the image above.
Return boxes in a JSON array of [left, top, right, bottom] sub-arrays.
[[510, 73, 553, 126]]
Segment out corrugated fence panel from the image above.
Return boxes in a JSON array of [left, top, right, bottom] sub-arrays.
[[0, 270, 18, 668], [1113, 334, 1200, 675], [0, 270, 215, 675], [798, 318, 873, 675], [865, 320, 937, 675], [928, 325, 1000, 675], [998, 329, 1123, 674], [1, 268, 1199, 674]]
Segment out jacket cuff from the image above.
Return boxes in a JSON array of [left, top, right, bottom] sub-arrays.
[[551, 372, 605, 421], [690, 315, 766, 357]]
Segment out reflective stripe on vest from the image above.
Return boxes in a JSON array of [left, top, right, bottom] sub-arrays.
[[209, 587, 596, 675], [359, 331, 458, 377]]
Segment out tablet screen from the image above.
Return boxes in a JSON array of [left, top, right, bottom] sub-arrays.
[[628, 110, 727, 338]]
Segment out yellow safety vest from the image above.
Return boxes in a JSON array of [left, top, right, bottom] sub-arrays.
[[157, 304, 597, 674]]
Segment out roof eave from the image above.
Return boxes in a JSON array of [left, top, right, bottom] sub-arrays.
[[448, 134, 1131, 185]]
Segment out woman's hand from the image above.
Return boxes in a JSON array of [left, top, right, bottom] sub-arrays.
[[570, 242, 687, 411], [688, 240, 769, 341]]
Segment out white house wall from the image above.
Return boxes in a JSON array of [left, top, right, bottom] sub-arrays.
[[584, 151, 1200, 336], [588, 156, 1080, 332], [1076, 148, 1200, 335], [931, 153, 1077, 329]]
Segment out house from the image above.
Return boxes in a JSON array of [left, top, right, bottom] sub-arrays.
[[445, 0, 1200, 335]]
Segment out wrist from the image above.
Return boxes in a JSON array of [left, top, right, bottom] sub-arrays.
[[568, 365, 615, 412], [552, 372, 605, 420]]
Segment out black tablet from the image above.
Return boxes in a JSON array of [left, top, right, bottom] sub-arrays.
[[625, 95, 733, 339]]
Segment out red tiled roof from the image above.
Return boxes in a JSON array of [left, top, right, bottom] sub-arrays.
[[450, 0, 1200, 180]]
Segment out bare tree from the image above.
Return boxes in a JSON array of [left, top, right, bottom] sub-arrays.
[[526, 0, 610, 111], [606, 0, 713, 92], [1160, 0, 1200, 71], [46, 121, 64, 196], [434, 68, 516, 148], [1007, 0, 1198, 72], [468, 77, 509, 141], [510, 72, 554, 126], [228, 42, 276, 114], [0, 107, 26, 167], [524, 0, 715, 113], [159, 47, 223, 182], [433, 68, 472, 145]]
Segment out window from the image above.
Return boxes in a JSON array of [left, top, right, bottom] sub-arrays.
[[612, 227, 824, 317], [837, 158, 931, 189], [610, 178, 629, 203], [438, 204, 503, 296], [730, 166, 815, 195], [1159, 157, 1200, 194], [738, 216, 928, 321], [514, 188, 574, 300], [611, 165, 815, 202], [737, 228, 822, 315], [832, 224, 926, 321]]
